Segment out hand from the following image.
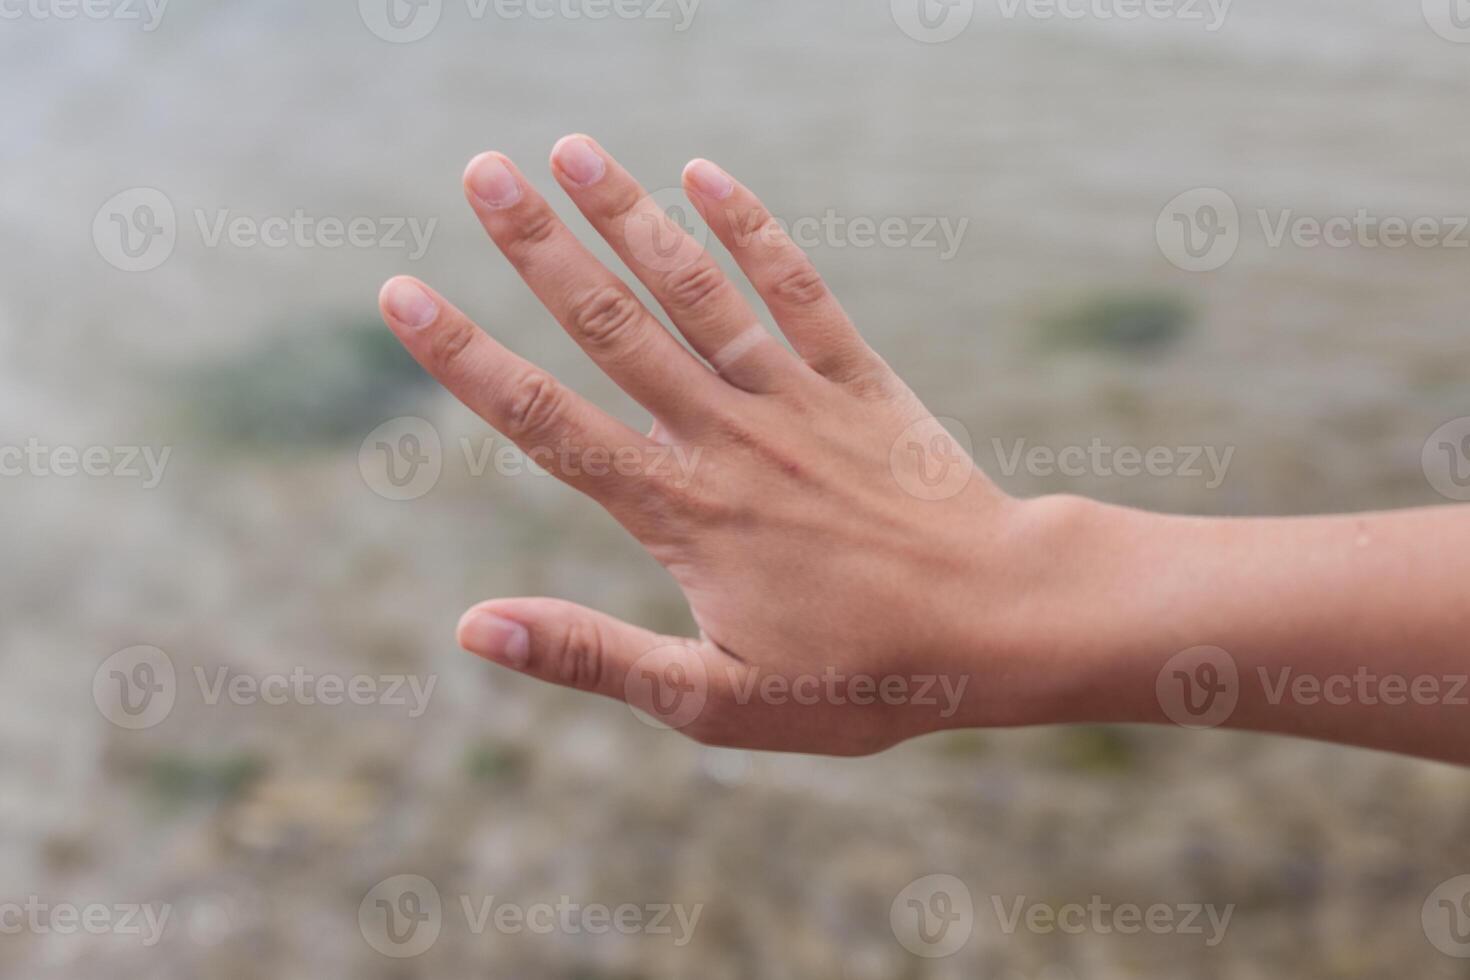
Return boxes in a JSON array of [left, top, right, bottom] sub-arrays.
[[379, 135, 1470, 764], [377, 135, 1070, 755]]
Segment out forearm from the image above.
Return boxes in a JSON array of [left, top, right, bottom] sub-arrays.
[[1016, 499, 1470, 763]]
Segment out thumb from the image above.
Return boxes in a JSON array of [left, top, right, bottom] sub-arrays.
[[456, 598, 719, 730]]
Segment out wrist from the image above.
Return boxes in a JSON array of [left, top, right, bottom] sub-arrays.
[[939, 493, 1164, 732]]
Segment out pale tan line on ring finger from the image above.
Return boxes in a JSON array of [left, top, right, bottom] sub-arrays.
[[548, 136, 799, 393], [682, 160, 878, 383]]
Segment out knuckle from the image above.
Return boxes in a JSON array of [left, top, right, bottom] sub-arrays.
[[604, 183, 648, 224], [625, 478, 716, 539], [504, 205, 559, 257], [660, 479, 741, 531], [747, 213, 785, 249], [568, 286, 645, 351], [505, 371, 566, 440], [428, 316, 478, 371], [768, 260, 828, 309], [661, 261, 726, 314], [552, 617, 606, 692], [632, 479, 693, 526], [838, 362, 892, 399]]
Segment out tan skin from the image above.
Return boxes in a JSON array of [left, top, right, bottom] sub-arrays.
[[378, 135, 1470, 763]]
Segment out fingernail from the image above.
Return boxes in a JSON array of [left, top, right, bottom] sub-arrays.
[[552, 135, 606, 187], [381, 278, 438, 330], [458, 611, 531, 669], [685, 159, 733, 201], [466, 153, 522, 209]]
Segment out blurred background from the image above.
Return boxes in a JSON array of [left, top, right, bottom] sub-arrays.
[[3, 0, 1469, 976]]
